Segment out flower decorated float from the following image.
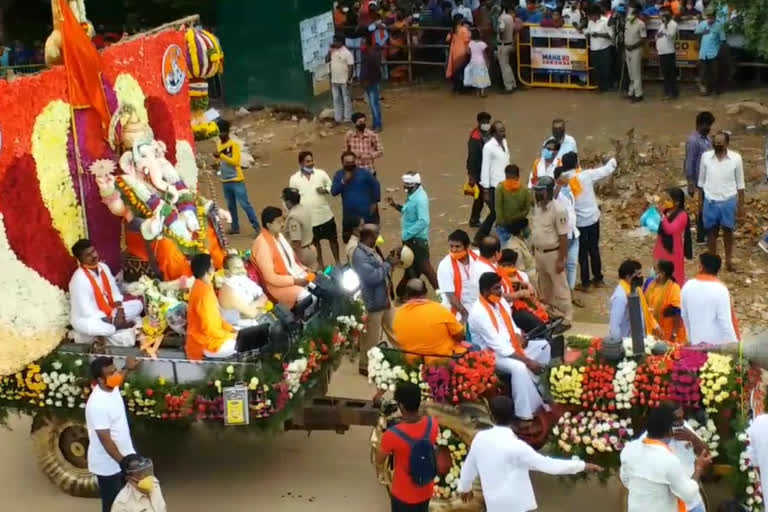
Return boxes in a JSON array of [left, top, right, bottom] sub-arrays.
[[0, 3, 370, 500], [367, 334, 768, 511], [184, 28, 224, 141]]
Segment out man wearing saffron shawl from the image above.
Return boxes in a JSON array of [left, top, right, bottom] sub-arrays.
[[250, 206, 312, 309], [69, 239, 143, 347]]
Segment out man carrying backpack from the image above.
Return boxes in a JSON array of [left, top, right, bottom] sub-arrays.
[[377, 381, 439, 512]]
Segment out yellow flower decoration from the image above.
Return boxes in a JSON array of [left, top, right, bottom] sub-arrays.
[[31, 100, 85, 250], [114, 73, 148, 125]]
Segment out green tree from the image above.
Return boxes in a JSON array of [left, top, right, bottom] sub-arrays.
[[724, 0, 768, 59]]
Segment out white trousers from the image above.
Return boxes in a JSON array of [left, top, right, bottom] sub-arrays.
[[498, 43, 517, 91], [71, 299, 144, 347], [625, 48, 643, 98], [495, 338, 551, 420], [204, 338, 237, 359]]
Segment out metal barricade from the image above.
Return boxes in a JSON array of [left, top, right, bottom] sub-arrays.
[[516, 24, 598, 90]]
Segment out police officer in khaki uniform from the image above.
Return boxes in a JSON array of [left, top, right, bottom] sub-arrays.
[[530, 176, 573, 326], [282, 187, 318, 270]]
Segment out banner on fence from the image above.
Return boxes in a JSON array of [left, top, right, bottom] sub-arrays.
[[531, 47, 589, 73], [644, 18, 700, 68]]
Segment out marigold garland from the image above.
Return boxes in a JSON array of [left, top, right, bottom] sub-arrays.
[[31, 100, 85, 251]]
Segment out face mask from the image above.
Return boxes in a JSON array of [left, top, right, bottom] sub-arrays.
[[713, 144, 725, 153], [106, 373, 124, 389], [376, 235, 385, 247], [505, 267, 518, 276], [480, 123, 491, 132], [487, 294, 501, 304], [552, 129, 565, 139], [450, 250, 467, 260], [649, 268, 657, 280], [281, 201, 289, 210], [542, 148, 554, 160], [301, 166, 313, 174], [343, 164, 356, 172], [135, 476, 154, 494], [356, 123, 366, 131], [631, 276, 644, 289]]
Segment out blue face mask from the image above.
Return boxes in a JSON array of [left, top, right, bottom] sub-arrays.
[[542, 148, 554, 160]]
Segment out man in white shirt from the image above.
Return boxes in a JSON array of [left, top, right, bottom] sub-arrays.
[[528, 138, 561, 188], [623, 4, 647, 102], [467, 272, 551, 422], [452, 0, 474, 24], [86, 356, 139, 512], [554, 167, 581, 304], [436, 229, 478, 322], [698, 131, 745, 271], [327, 35, 354, 124], [620, 404, 711, 512], [656, 7, 679, 99], [479, 121, 511, 238], [466, 235, 503, 307], [289, 150, 339, 268], [583, 5, 615, 91], [561, 152, 617, 291], [549, 118, 578, 161], [681, 253, 739, 345], [458, 396, 601, 512], [69, 239, 143, 348]]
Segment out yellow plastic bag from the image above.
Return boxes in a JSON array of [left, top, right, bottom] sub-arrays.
[[463, 183, 480, 200]]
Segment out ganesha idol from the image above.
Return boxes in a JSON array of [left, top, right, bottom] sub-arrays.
[[90, 104, 230, 281]]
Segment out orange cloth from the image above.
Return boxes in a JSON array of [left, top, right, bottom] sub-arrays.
[[446, 25, 470, 79], [82, 265, 116, 317], [250, 231, 306, 308], [125, 231, 192, 280], [207, 224, 226, 270], [59, 0, 110, 136], [185, 279, 235, 361], [449, 251, 478, 315], [568, 169, 583, 198], [480, 297, 524, 355], [641, 439, 686, 512], [645, 279, 686, 343], [693, 274, 741, 340], [503, 179, 521, 192], [393, 299, 467, 364], [619, 280, 658, 336], [530, 158, 561, 186]]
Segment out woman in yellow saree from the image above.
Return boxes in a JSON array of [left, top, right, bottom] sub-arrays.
[[644, 259, 686, 344]]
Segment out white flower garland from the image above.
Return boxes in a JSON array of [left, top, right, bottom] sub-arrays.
[[0, 214, 70, 376], [284, 357, 308, 396], [434, 428, 468, 498], [686, 418, 720, 458], [738, 432, 765, 511], [613, 360, 637, 410], [41, 369, 84, 409], [175, 140, 199, 192], [114, 73, 149, 124]]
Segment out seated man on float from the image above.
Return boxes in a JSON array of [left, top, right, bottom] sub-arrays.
[[186, 253, 238, 360], [467, 272, 551, 425], [497, 249, 550, 334], [392, 278, 468, 364], [436, 229, 478, 322], [217, 254, 269, 328], [69, 239, 143, 347], [250, 206, 312, 309]]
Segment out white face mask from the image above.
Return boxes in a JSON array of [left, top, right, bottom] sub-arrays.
[[480, 123, 491, 132]]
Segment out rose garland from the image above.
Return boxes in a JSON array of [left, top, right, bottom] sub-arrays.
[[581, 362, 617, 412], [668, 348, 707, 408], [737, 431, 765, 512], [550, 365, 584, 405], [633, 355, 674, 409], [613, 360, 637, 411], [552, 411, 633, 459], [450, 350, 497, 404], [700, 352, 734, 413], [434, 427, 468, 499], [687, 417, 720, 458]]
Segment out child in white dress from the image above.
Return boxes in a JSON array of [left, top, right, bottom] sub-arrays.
[[463, 29, 491, 96]]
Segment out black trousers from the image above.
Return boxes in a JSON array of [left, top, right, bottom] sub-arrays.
[[477, 186, 496, 239], [578, 221, 603, 286], [695, 186, 706, 243], [468, 172, 484, 223], [659, 53, 678, 98], [391, 496, 430, 512], [97, 472, 125, 512], [513, 309, 545, 334], [590, 47, 614, 91], [699, 58, 720, 94]]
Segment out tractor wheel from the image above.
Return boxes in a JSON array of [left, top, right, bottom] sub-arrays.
[[370, 400, 491, 512], [31, 412, 99, 497]]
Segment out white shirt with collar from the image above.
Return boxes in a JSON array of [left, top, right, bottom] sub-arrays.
[[288, 168, 334, 226], [467, 297, 521, 358], [457, 425, 586, 512], [551, 134, 578, 161], [466, 257, 498, 307], [527, 157, 561, 188], [620, 438, 702, 512], [481, 137, 511, 189], [747, 414, 768, 503], [585, 15, 614, 51], [680, 276, 738, 345], [697, 149, 745, 202], [655, 19, 679, 55], [436, 251, 478, 320], [569, 158, 617, 228], [556, 185, 580, 240]]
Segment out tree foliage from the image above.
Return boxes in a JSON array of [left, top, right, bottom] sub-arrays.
[[722, 0, 768, 59]]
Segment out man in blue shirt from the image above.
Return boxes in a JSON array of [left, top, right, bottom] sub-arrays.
[[386, 172, 439, 299], [331, 150, 381, 243], [694, 6, 725, 95], [518, 0, 543, 23]]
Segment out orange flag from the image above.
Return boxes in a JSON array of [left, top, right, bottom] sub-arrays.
[[59, 0, 110, 136]]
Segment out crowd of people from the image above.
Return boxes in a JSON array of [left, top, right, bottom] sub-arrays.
[[328, 0, 747, 113]]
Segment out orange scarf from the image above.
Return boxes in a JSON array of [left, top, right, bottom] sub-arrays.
[[449, 251, 478, 315], [82, 265, 116, 317], [531, 158, 561, 186], [261, 230, 295, 276], [619, 280, 656, 336], [694, 274, 741, 340], [641, 439, 686, 512], [480, 296, 524, 355], [478, 257, 512, 294], [502, 178, 521, 192], [567, 169, 583, 198]]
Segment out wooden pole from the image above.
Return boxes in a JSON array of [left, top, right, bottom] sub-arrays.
[[407, 26, 413, 83]]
